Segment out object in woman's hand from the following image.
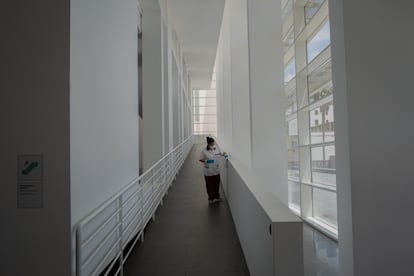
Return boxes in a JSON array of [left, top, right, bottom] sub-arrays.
[[206, 159, 214, 164]]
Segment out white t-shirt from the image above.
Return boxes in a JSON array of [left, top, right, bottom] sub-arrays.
[[199, 144, 223, 176]]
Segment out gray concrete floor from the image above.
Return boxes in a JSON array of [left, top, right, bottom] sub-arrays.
[[123, 145, 339, 276], [123, 145, 250, 276]]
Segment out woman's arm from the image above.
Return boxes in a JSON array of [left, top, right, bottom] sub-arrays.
[[199, 150, 206, 163]]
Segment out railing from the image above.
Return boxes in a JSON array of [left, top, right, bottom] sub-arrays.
[[76, 136, 194, 276]]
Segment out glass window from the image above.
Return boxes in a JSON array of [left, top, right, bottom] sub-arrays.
[[313, 188, 338, 228], [311, 145, 336, 187], [282, 0, 294, 21], [307, 21, 330, 63], [195, 97, 217, 106], [283, 26, 295, 54], [286, 90, 297, 116], [194, 115, 217, 124], [196, 106, 216, 115], [310, 107, 323, 144], [284, 58, 296, 84], [310, 102, 335, 145], [323, 103, 335, 142], [288, 118, 298, 136], [305, 0, 325, 24], [287, 119, 299, 180], [283, 1, 337, 234], [193, 90, 217, 136], [288, 181, 301, 213], [197, 90, 216, 98], [308, 60, 332, 104]]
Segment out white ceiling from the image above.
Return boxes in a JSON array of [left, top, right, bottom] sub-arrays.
[[168, 0, 225, 89]]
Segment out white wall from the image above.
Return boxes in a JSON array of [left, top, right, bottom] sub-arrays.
[[225, 159, 303, 276], [331, 1, 414, 275], [0, 1, 71, 275], [70, 0, 139, 262], [228, 0, 252, 169], [166, 4, 175, 152], [162, 18, 170, 154], [161, 0, 193, 152], [172, 58, 181, 147], [215, 0, 288, 204], [216, 0, 252, 169], [246, 0, 288, 204], [141, 0, 164, 170], [216, 4, 233, 153], [329, 0, 353, 275]]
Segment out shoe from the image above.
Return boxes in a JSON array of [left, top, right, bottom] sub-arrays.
[[208, 200, 214, 204], [213, 198, 222, 202]]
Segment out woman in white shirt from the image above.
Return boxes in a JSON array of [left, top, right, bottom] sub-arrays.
[[199, 137, 224, 204]]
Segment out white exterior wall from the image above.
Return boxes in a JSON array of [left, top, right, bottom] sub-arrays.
[[331, 1, 414, 275], [0, 1, 71, 275], [70, 0, 139, 272]]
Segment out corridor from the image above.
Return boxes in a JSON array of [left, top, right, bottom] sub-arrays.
[[123, 144, 250, 276], [122, 144, 339, 276]]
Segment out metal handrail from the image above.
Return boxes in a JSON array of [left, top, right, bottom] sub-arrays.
[[76, 135, 193, 276]]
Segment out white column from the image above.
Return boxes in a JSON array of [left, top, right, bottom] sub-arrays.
[[331, 1, 414, 275]]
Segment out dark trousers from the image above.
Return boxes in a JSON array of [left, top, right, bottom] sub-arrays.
[[204, 174, 221, 200]]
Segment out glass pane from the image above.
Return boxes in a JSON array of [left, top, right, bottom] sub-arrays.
[[195, 97, 217, 106], [284, 58, 296, 84], [194, 123, 217, 133], [288, 118, 298, 136], [307, 21, 330, 63], [195, 115, 217, 123], [287, 119, 300, 180], [313, 188, 337, 228], [310, 107, 323, 144], [283, 26, 295, 54], [197, 106, 216, 114], [305, 0, 325, 24], [282, 0, 293, 21], [286, 90, 297, 116], [323, 103, 335, 142], [308, 60, 332, 104], [311, 146, 323, 169], [197, 90, 216, 97], [324, 145, 336, 170], [288, 181, 301, 212], [311, 145, 336, 186]]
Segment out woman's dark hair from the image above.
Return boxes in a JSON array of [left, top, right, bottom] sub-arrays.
[[206, 137, 215, 150]]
